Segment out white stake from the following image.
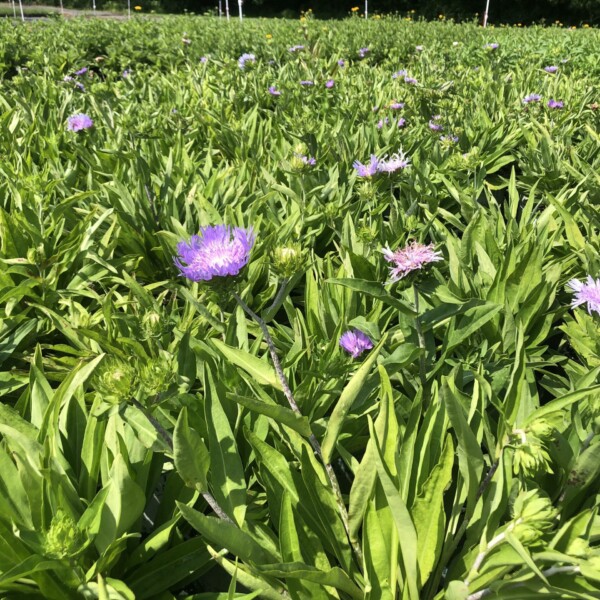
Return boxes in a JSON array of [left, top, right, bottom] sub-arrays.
[[225, 0, 229, 20], [127, 0, 130, 18], [218, 0, 222, 17], [483, 0, 490, 27], [18, 0, 24, 21], [238, 0, 242, 22], [365, 0, 368, 19], [59, 0, 63, 15], [92, 0, 96, 12]]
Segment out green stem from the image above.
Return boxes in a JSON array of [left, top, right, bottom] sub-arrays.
[[413, 283, 429, 409], [232, 290, 364, 568]]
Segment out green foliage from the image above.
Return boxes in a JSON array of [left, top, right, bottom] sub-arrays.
[[0, 13, 600, 600]]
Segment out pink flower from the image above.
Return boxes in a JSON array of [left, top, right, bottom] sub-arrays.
[[568, 276, 600, 315], [339, 329, 374, 358], [382, 241, 442, 282]]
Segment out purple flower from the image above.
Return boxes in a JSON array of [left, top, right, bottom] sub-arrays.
[[523, 93, 542, 104], [397, 117, 407, 128], [378, 151, 410, 173], [358, 47, 370, 58], [429, 120, 444, 131], [75, 82, 85, 92], [67, 114, 93, 132], [74, 67, 88, 76], [295, 153, 316, 166], [404, 76, 418, 85], [353, 155, 380, 177], [389, 102, 405, 110], [63, 75, 74, 83], [377, 117, 389, 129], [289, 44, 305, 52], [544, 65, 558, 73], [200, 56, 208, 64], [440, 134, 459, 143], [485, 42, 499, 50], [238, 53, 256, 69], [372, 106, 380, 112], [339, 329, 374, 358], [174, 225, 255, 282], [568, 276, 600, 315], [392, 69, 407, 79], [382, 241, 443, 282], [325, 79, 335, 88], [337, 59, 345, 67], [300, 80, 314, 86], [268, 86, 281, 96], [547, 98, 564, 109], [122, 69, 131, 78]]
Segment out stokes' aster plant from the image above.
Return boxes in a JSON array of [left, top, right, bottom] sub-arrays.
[[339, 329, 374, 358], [383, 241, 442, 282]]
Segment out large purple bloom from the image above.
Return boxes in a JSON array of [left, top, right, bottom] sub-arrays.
[[568, 276, 600, 315], [175, 225, 255, 281], [339, 329, 374, 358], [238, 53, 256, 69], [67, 114, 93, 132], [547, 99, 564, 109], [523, 93, 542, 104], [353, 155, 380, 177], [382, 241, 442, 282]]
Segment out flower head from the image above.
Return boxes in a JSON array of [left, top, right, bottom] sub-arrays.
[[289, 44, 305, 52], [485, 42, 499, 50], [547, 98, 564, 109], [268, 86, 281, 96], [522, 93, 541, 104], [358, 47, 370, 58], [392, 69, 407, 79], [544, 65, 558, 73], [200, 56, 208, 64], [353, 155, 379, 177], [67, 114, 93, 132], [339, 329, 374, 358], [294, 153, 316, 166], [338, 58, 345, 67], [174, 225, 255, 282], [74, 67, 88, 76], [415, 45, 424, 51], [382, 241, 442, 282], [238, 53, 256, 69], [440, 134, 459, 143], [397, 117, 407, 128], [568, 276, 600, 315], [378, 151, 410, 173], [429, 120, 443, 131], [404, 76, 418, 85], [389, 101, 405, 110], [377, 117, 390, 129], [300, 80, 314, 86], [325, 79, 335, 88]]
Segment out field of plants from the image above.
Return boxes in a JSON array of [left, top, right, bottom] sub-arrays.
[[1, 13, 600, 600]]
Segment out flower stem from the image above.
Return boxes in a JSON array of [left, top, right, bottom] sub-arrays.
[[232, 290, 364, 567], [130, 399, 232, 524], [413, 283, 429, 408]]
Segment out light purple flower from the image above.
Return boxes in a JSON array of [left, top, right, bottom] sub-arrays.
[[353, 155, 379, 177], [568, 276, 600, 315], [75, 82, 85, 92], [377, 117, 389, 129], [74, 67, 88, 76], [404, 76, 418, 85], [485, 42, 499, 50], [338, 59, 345, 67], [300, 80, 314, 86], [295, 153, 316, 166], [522, 93, 541, 104], [547, 98, 564, 109], [544, 65, 558, 73], [429, 120, 444, 131], [174, 225, 255, 282], [67, 114, 93, 132], [378, 151, 410, 173], [382, 241, 443, 282], [200, 56, 208, 64], [440, 134, 459, 143], [325, 79, 335, 88], [392, 69, 407, 79], [289, 44, 305, 52], [372, 106, 380, 112], [339, 329, 374, 358], [63, 75, 74, 83], [389, 102, 405, 110], [358, 47, 370, 58], [268, 86, 281, 96], [122, 69, 131, 78], [238, 53, 256, 69], [397, 117, 407, 128]]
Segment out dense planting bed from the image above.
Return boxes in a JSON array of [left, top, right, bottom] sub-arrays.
[[0, 15, 600, 600]]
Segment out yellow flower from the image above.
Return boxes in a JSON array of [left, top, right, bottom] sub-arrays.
[[134, 4, 141, 9], [351, 6, 359, 12], [583, 23, 590, 28], [265, 33, 272, 39], [438, 13, 444, 19]]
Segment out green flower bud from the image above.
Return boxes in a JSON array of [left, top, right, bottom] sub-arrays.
[[139, 356, 174, 397], [95, 358, 137, 403], [44, 511, 84, 559], [273, 245, 303, 278]]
